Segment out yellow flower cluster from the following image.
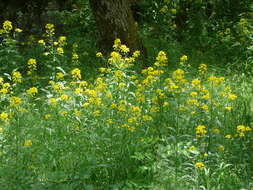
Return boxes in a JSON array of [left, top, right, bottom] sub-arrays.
[[10, 96, 22, 107], [58, 36, 66, 46], [12, 71, 22, 83], [3, 20, 13, 32], [198, 64, 207, 75], [236, 125, 251, 137], [24, 140, 33, 147], [0, 80, 11, 94], [196, 125, 207, 138], [0, 112, 9, 122], [179, 55, 188, 66], [56, 72, 64, 80], [155, 51, 168, 67], [57, 47, 64, 54], [26, 87, 38, 95], [107, 38, 140, 66], [195, 161, 205, 170], [45, 23, 55, 36], [71, 68, 82, 80], [38, 39, 46, 46], [96, 52, 103, 57], [27, 58, 37, 75]]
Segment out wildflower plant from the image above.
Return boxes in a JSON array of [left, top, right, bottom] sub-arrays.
[[0, 33, 252, 189], [37, 24, 68, 78], [0, 20, 23, 74]]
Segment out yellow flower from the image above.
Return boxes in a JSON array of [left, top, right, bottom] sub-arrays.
[[45, 23, 54, 30], [3, 83, 11, 89], [212, 128, 220, 134], [196, 125, 207, 138], [172, 69, 184, 80], [12, 71, 22, 83], [201, 104, 209, 112], [106, 92, 113, 99], [113, 38, 121, 49], [225, 134, 232, 139], [118, 82, 126, 88], [10, 96, 22, 107], [110, 51, 121, 63], [236, 125, 251, 137], [75, 87, 83, 95], [72, 53, 79, 60], [61, 110, 68, 116], [163, 101, 170, 107], [19, 108, 28, 113], [107, 119, 113, 124], [239, 18, 247, 26], [45, 23, 55, 36], [180, 55, 188, 62], [74, 109, 81, 117], [190, 92, 198, 97], [99, 67, 106, 72], [24, 140, 32, 147], [208, 75, 217, 83], [195, 162, 205, 169], [160, 5, 168, 13], [0, 29, 5, 34], [198, 64, 207, 75], [49, 98, 57, 105], [0, 77, 4, 84], [120, 45, 130, 53], [133, 50, 140, 58], [3, 20, 12, 32], [225, 106, 232, 111], [60, 94, 69, 101], [15, 28, 22, 33], [188, 146, 195, 151], [56, 72, 64, 80], [128, 117, 137, 123], [0, 112, 9, 121], [228, 94, 237, 100], [96, 52, 103, 57], [44, 114, 51, 119], [155, 51, 168, 66], [114, 70, 124, 79], [201, 93, 210, 100], [58, 36, 66, 46], [26, 87, 38, 95], [80, 81, 88, 87], [218, 145, 225, 151], [57, 47, 64, 54], [93, 110, 101, 116], [142, 115, 153, 121], [38, 40, 45, 45], [191, 79, 201, 87], [27, 58, 37, 71], [170, 8, 177, 14], [71, 68, 82, 80]]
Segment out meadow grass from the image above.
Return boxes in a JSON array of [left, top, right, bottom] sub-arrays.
[[0, 22, 253, 190]]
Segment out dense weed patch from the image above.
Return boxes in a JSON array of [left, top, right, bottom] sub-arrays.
[[0, 21, 253, 190]]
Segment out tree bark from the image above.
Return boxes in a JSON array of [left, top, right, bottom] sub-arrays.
[[89, 0, 145, 55]]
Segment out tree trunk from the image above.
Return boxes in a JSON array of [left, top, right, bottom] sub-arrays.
[[89, 0, 145, 55]]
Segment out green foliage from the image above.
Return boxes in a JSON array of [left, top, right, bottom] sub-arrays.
[[0, 1, 253, 188], [139, 0, 253, 64], [0, 26, 24, 74], [1, 30, 253, 189]]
